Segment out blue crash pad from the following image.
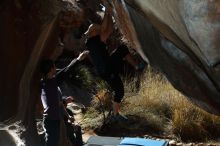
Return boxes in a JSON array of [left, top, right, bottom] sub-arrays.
[[119, 137, 168, 146], [85, 136, 168, 146]]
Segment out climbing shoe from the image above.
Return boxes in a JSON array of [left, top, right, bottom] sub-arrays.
[[110, 114, 128, 122]]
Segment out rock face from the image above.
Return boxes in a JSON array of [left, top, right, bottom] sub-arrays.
[[0, 0, 101, 144], [0, 0, 63, 145], [0, 0, 99, 121], [114, 0, 220, 115], [1, 0, 220, 144], [0, 0, 62, 121]]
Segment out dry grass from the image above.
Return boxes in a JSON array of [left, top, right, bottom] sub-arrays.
[[82, 67, 220, 142], [122, 68, 220, 142], [92, 89, 113, 110]]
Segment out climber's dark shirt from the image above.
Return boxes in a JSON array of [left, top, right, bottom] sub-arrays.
[[86, 35, 111, 78]]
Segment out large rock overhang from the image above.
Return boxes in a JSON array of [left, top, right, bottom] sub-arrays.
[[1, 0, 220, 122], [123, 0, 220, 115]]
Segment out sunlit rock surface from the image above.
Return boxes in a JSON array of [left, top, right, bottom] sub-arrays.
[[121, 0, 220, 114]]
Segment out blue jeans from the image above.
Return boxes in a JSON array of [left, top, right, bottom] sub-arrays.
[[43, 118, 60, 146]]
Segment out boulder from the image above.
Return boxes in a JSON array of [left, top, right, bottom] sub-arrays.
[[113, 0, 220, 115]]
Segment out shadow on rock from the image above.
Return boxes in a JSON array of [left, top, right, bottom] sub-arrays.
[[0, 130, 17, 146]]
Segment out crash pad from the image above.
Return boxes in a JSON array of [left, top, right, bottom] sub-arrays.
[[85, 136, 168, 146]]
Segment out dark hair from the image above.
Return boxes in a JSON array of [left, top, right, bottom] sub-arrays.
[[40, 59, 54, 76]]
